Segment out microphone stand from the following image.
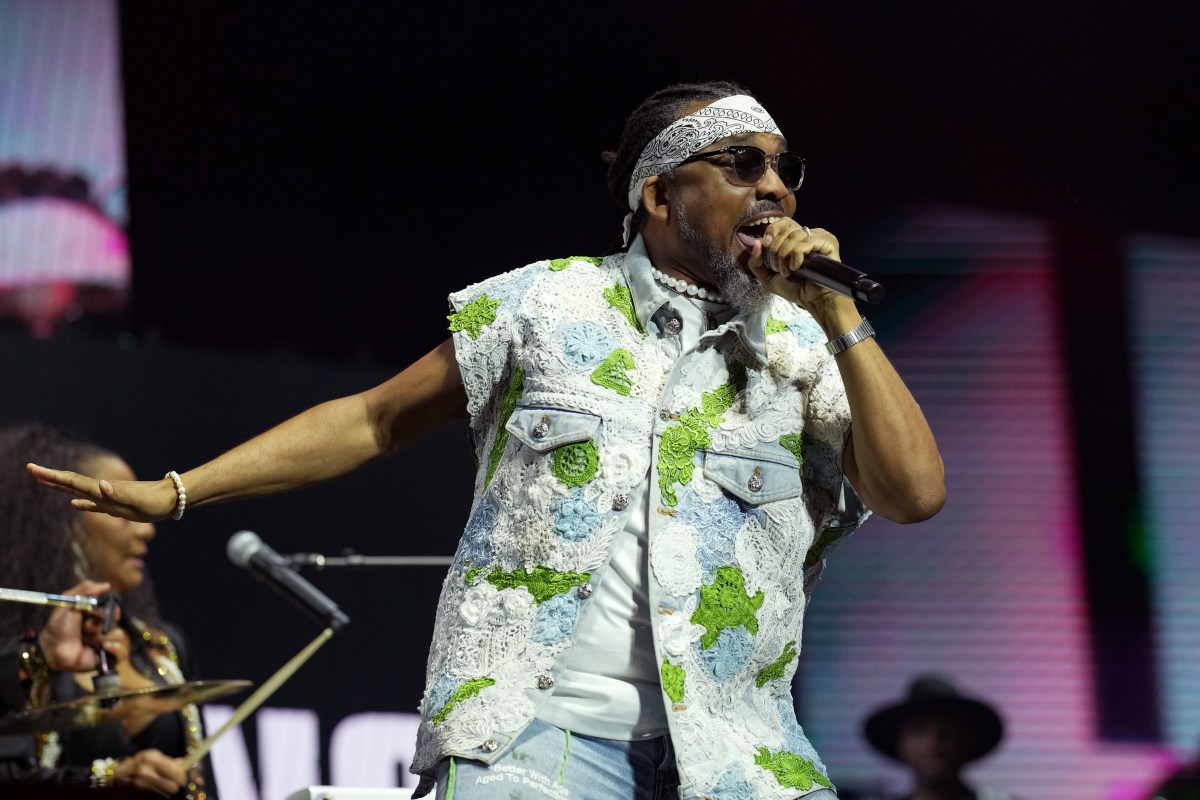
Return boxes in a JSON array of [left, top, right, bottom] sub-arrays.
[[287, 551, 454, 570]]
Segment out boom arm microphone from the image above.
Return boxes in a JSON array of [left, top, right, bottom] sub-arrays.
[[227, 531, 350, 630], [794, 252, 885, 304]]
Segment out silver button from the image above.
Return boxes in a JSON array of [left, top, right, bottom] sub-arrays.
[[532, 415, 549, 438], [577, 583, 593, 599], [481, 739, 498, 753], [747, 467, 764, 493], [537, 673, 555, 689], [611, 494, 629, 511], [665, 318, 682, 334]]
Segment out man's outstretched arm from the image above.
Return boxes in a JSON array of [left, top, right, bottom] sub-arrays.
[[28, 337, 467, 522]]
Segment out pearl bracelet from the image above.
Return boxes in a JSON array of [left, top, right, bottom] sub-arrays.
[[165, 470, 187, 521]]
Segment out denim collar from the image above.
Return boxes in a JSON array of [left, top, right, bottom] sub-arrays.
[[617, 234, 772, 367]]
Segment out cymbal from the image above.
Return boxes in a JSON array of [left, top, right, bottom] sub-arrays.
[[0, 679, 252, 735]]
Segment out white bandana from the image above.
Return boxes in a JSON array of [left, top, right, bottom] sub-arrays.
[[625, 94, 782, 214]]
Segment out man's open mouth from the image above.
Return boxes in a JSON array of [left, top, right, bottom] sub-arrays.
[[736, 216, 781, 247]]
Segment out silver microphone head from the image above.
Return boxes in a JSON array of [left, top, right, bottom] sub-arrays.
[[226, 530, 263, 568]]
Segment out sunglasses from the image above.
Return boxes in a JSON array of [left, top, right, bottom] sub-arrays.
[[676, 146, 806, 192]]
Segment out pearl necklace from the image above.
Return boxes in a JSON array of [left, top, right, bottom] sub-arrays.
[[651, 268, 726, 304]]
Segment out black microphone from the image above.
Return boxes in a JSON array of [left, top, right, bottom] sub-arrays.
[[791, 253, 886, 304], [226, 531, 350, 630]]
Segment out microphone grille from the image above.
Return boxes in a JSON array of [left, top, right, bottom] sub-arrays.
[[226, 530, 262, 567]]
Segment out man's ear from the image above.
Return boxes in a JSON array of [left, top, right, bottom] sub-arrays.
[[641, 175, 670, 224]]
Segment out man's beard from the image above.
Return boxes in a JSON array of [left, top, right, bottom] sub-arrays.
[[676, 201, 769, 314]]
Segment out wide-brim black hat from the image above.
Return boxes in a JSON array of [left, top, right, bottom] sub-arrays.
[[863, 675, 1004, 763]]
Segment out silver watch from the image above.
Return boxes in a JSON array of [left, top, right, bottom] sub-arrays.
[[825, 318, 876, 355]]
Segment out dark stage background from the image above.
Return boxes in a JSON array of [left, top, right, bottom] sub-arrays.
[[2, 1, 1198, 798]]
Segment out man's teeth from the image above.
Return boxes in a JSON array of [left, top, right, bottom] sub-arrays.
[[741, 218, 782, 239]]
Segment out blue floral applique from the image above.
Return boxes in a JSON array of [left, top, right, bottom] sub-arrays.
[[711, 761, 755, 800], [776, 700, 829, 775], [554, 489, 602, 542], [532, 592, 581, 645], [561, 322, 615, 371], [457, 495, 498, 569], [695, 627, 755, 683], [425, 674, 460, 720], [788, 317, 825, 348], [678, 491, 749, 574]]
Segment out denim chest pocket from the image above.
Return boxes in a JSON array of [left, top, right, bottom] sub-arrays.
[[702, 443, 802, 505], [507, 406, 602, 452]]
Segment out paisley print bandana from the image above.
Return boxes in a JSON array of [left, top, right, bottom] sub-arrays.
[[625, 94, 782, 213]]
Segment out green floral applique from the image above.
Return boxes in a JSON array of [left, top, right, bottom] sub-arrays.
[[548, 255, 603, 271], [755, 641, 798, 688], [484, 367, 525, 489], [591, 348, 636, 396], [690, 565, 764, 649], [804, 526, 853, 569], [432, 677, 496, 724], [657, 423, 710, 508], [656, 365, 746, 506], [753, 748, 832, 791], [553, 440, 599, 487], [603, 283, 645, 333], [778, 433, 804, 469], [661, 659, 686, 704], [447, 294, 502, 340], [766, 316, 790, 335], [468, 564, 591, 605]]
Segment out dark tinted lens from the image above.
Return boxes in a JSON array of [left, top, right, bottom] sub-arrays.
[[729, 147, 768, 184], [776, 153, 806, 189]]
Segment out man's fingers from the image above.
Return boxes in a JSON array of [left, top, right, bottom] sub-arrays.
[[29, 465, 104, 502], [27, 463, 79, 489]]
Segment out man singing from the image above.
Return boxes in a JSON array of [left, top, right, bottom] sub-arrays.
[[31, 80, 945, 799]]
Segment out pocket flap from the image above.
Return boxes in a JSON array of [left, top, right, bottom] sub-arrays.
[[703, 444, 802, 505], [507, 406, 602, 452]]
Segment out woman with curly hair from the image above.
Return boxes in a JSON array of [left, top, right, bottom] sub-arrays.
[[0, 422, 210, 798]]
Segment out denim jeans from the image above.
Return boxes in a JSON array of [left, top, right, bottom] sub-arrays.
[[433, 718, 679, 800], [432, 718, 841, 799]]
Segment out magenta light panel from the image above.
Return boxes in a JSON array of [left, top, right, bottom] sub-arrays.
[[1130, 234, 1200, 756], [0, 0, 129, 335], [798, 205, 1174, 800]]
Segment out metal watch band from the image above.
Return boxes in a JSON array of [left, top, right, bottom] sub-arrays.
[[825, 317, 876, 355]]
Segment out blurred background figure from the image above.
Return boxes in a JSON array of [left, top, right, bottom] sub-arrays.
[[0, 0, 131, 340], [0, 164, 130, 339], [862, 674, 1015, 800], [0, 422, 208, 798]]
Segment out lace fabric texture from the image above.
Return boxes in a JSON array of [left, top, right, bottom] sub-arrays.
[[415, 251, 868, 799]]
